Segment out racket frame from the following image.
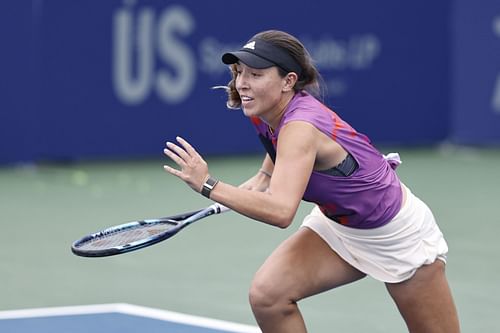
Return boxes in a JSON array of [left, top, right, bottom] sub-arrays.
[[71, 204, 226, 257]]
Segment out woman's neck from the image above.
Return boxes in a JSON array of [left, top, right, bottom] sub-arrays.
[[263, 91, 295, 131]]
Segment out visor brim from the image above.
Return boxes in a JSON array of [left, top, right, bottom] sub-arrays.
[[222, 51, 275, 69]]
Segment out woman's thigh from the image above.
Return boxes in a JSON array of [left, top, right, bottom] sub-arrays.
[[385, 261, 460, 333], [251, 227, 366, 302]]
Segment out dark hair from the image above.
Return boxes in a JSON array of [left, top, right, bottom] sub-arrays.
[[223, 30, 322, 109]]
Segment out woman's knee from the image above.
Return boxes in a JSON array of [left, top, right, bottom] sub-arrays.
[[249, 276, 277, 310], [249, 275, 295, 316]]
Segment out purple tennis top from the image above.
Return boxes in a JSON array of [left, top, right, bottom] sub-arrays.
[[251, 91, 403, 229]]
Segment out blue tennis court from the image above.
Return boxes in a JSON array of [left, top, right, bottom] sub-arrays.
[[0, 304, 260, 333]]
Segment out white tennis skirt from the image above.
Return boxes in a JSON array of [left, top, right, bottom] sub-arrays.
[[301, 185, 448, 283]]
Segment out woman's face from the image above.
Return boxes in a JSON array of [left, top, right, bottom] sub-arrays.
[[234, 62, 289, 119]]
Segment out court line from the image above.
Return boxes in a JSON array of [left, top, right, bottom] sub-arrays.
[[0, 303, 260, 333]]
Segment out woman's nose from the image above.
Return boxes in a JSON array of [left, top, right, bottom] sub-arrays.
[[235, 74, 248, 91]]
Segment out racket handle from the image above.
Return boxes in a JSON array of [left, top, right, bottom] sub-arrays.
[[213, 202, 231, 214]]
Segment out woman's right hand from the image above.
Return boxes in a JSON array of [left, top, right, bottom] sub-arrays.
[[239, 170, 271, 192]]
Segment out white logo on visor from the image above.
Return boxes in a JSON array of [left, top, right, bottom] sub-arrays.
[[243, 41, 255, 50]]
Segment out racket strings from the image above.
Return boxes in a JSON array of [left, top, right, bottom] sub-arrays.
[[76, 222, 178, 251]]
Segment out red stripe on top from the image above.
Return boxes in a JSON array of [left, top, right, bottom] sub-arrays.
[[250, 116, 262, 126]]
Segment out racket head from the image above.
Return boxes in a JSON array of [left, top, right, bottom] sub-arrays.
[[71, 209, 202, 257]]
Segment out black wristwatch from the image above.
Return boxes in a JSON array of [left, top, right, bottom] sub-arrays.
[[201, 176, 219, 198]]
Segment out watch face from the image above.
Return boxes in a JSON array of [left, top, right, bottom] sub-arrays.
[[202, 177, 218, 198], [206, 177, 217, 187]]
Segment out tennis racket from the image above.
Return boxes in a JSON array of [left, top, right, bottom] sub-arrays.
[[71, 203, 230, 257]]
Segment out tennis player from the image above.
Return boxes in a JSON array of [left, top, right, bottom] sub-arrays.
[[163, 30, 460, 333]]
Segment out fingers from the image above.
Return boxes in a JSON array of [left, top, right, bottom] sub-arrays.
[[163, 138, 188, 178], [162, 137, 208, 192], [164, 145, 185, 166], [164, 137, 200, 161], [176, 136, 202, 159], [163, 164, 182, 177], [165, 140, 190, 162]]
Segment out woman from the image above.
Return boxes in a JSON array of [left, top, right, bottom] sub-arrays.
[[163, 30, 460, 333]]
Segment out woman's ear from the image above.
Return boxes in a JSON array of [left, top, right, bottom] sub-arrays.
[[282, 72, 299, 92]]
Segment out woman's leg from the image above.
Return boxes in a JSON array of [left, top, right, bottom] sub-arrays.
[[249, 227, 366, 333], [385, 260, 460, 333]]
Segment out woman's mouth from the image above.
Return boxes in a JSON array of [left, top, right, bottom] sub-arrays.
[[241, 95, 254, 103]]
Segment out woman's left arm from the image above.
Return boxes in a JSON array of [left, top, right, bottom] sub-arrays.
[[163, 122, 320, 228]]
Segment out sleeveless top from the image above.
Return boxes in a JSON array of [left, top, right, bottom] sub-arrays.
[[250, 91, 402, 229]]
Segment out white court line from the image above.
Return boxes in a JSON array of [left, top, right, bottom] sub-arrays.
[[0, 303, 261, 333]]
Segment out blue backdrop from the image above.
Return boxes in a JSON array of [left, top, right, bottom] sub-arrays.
[[1, 0, 498, 165], [451, 0, 500, 144]]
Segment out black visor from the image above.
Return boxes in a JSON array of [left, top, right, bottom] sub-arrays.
[[222, 38, 302, 77]]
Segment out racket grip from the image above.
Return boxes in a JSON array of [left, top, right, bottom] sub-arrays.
[[213, 203, 231, 214]]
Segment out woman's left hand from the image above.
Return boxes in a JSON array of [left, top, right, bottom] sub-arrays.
[[163, 136, 209, 193]]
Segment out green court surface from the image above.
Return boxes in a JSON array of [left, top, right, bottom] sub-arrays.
[[1, 147, 499, 332]]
